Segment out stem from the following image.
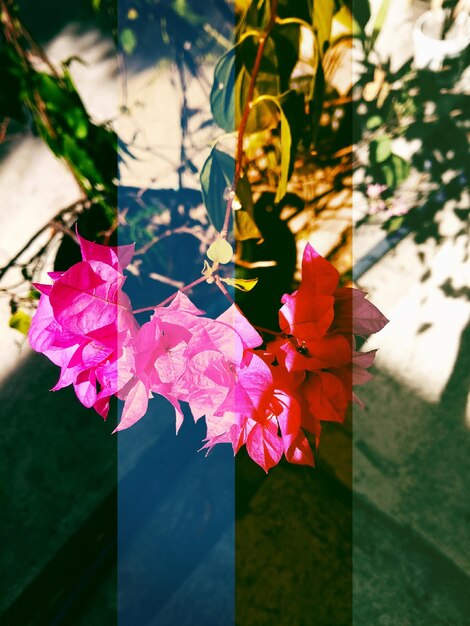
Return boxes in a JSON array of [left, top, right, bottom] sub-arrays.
[[220, 0, 279, 239], [253, 325, 283, 337], [235, 0, 278, 181], [220, 194, 234, 239], [215, 276, 235, 305], [132, 276, 207, 314]]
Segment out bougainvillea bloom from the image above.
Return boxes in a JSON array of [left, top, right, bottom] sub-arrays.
[[115, 294, 263, 435], [28, 236, 388, 473], [29, 233, 138, 418], [264, 243, 388, 456]]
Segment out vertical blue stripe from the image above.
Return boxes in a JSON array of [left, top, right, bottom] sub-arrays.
[[117, 1, 235, 624]]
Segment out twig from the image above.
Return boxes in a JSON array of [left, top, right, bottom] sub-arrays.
[[132, 276, 207, 314], [253, 325, 283, 337], [215, 276, 235, 305], [0, 197, 88, 282], [134, 226, 207, 257]]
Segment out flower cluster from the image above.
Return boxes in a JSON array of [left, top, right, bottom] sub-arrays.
[[29, 233, 138, 419], [29, 235, 388, 472]]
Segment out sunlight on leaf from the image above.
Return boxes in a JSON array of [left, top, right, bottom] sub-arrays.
[[220, 277, 259, 292], [207, 239, 234, 264], [251, 95, 292, 203]]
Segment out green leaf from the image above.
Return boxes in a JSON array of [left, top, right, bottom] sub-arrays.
[[233, 32, 283, 132], [391, 153, 410, 186], [277, 0, 311, 23], [62, 134, 99, 189], [274, 107, 291, 203], [381, 153, 410, 189], [9, 310, 31, 335], [239, 33, 279, 78], [279, 90, 305, 178], [121, 28, 137, 55], [372, 135, 392, 164], [386, 215, 405, 233], [36, 73, 70, 112], [368, 0, 391, 53], [200, 148, 235, 232], [220, 277, 258, 292], [366, 115, 383, 130], [170, 0, 204, 25], [64, 106, 89, 139]]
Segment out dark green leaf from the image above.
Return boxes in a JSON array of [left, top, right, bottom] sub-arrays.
[[271, 23, 300, 92], [200, 148, 235, 231], [210, 47, 236, 132], [381, 153, 410, 189], [236, 176, 254, 214]]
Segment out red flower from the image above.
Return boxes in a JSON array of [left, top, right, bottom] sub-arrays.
[[267, 243, 388, 449]]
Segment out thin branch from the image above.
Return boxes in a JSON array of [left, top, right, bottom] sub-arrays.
[[0, 197, 88, 282], [132, 275, 207, 314], [134, 226, 207, 257], [215, 276, 235, 305]]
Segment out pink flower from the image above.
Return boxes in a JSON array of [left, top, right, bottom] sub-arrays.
[[389, 198, 409, 216], [114, 294, 264, 434], [366, 183, 387, 200], [28, 232, 138, 418], [204, 351, 314, 472]]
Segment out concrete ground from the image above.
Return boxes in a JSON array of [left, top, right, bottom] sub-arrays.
[[0, 0, 469, 624]]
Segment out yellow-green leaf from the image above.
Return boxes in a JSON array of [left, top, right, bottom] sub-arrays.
[[9, 310, 31, 335], [121, 28, 137, 55], [314, 0, 335, 57], [207, 239, 234, 264], [251, 95, 292, 203], [221, 277, 258, 292], [235, 210, 262, 240]]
